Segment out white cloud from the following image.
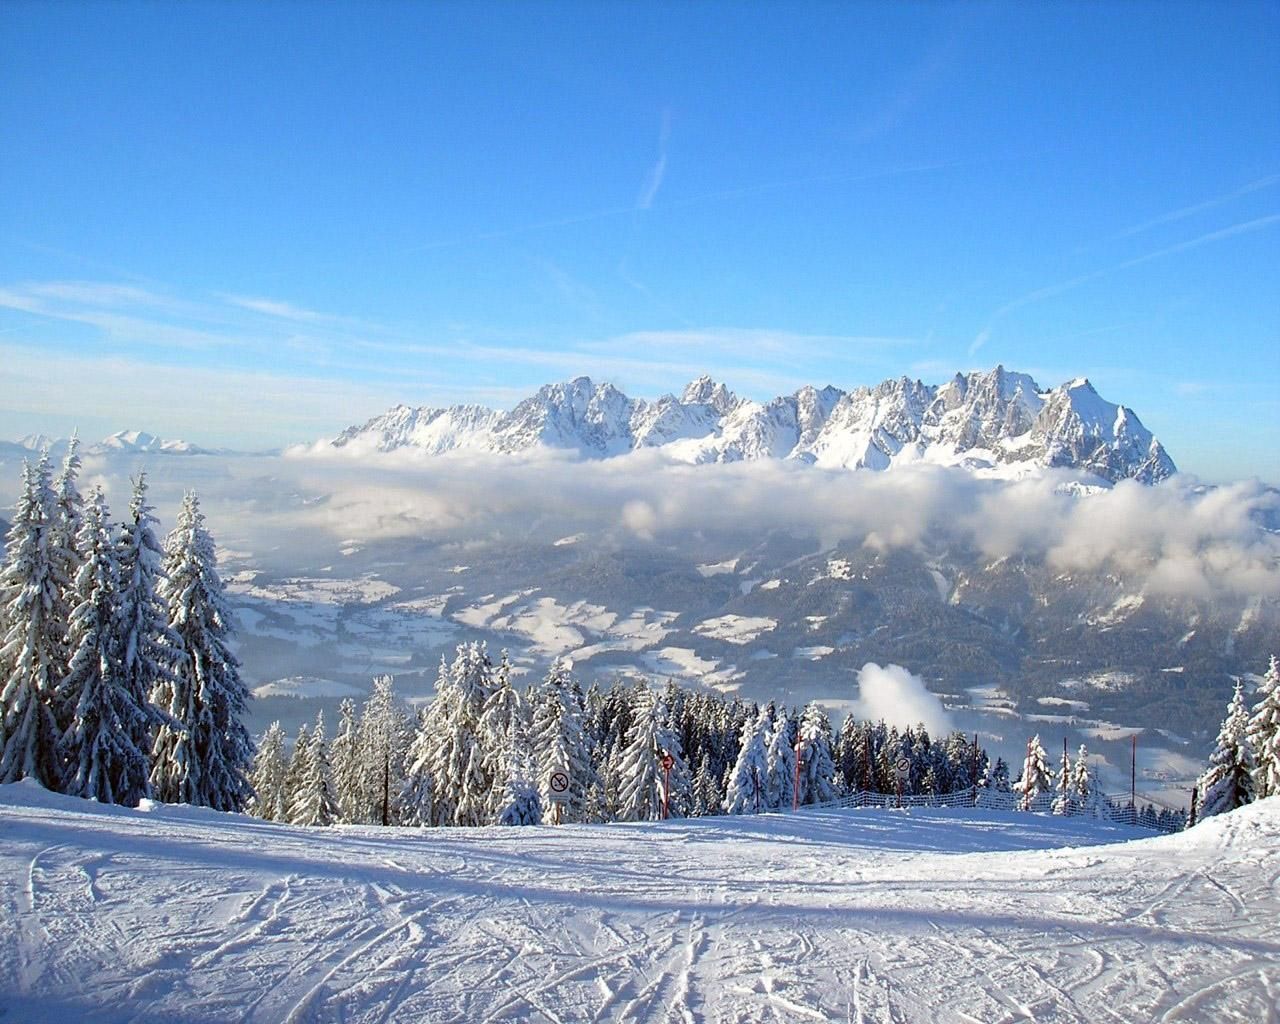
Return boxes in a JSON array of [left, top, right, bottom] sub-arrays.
[[850, 663, 954, 736]]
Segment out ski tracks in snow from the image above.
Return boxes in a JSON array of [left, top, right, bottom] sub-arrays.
[[2, 787, 1278, 1023]]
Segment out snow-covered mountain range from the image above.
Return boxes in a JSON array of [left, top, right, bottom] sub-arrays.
[[328, 366, 1176, 484], [1, 430, 213, 459]]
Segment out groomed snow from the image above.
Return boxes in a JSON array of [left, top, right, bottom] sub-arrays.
[[2, 783, 1276, 1023]]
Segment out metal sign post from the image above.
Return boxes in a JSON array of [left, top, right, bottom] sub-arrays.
[[893, 756, 911, 809], [661, 752, 674, 820], [547, 768, 571, 825]]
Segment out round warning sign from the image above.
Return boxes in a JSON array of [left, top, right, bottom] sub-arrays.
[[661, 753, 674, 771], [894, 757, 912, 781], [548, 770, 571, 802]]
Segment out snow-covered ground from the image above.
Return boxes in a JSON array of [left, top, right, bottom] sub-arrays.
[[2, 782, 1276, 1023]]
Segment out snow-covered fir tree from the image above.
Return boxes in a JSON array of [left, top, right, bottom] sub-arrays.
[[151, 491, 253, 812], [49, 436, 85, 636], [1052, 743, 1073, 815], [691, 753, 723, 816], [1247, 655, 1280, 799], [494, 717, 542, 826], [357, 675, 407, 825], [616, 691, 690, 822], [1014, 735, 1052, 811], [986, 756, 1011, 793], [292, 712, 339, 827], [59, 488, 155, 806], [399, 707, 436, 827], [477, 651, 524, 821], [248, 721, 288, 821], [531, 658, 593, 822], [796, 703, 837, 806], [764, 709, 797, 810], [1070, 744, 1097, 815], [283, 723, 311, 823], [329, 698, 361, 823], [723, 706, 771, 814], [0, 456, 73, 788], [1198, 681, 1256, 820]]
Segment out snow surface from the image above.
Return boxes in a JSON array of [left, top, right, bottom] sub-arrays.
[[1, 782, 1276, 1023]]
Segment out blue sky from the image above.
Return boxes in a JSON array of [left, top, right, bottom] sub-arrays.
[[1, 1, 1277, 480]]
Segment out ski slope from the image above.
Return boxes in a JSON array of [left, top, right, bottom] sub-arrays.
[[2, 781, 1276, 1023]]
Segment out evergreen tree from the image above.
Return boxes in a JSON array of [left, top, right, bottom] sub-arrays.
[[476, 650, 524, 821], [283, 723, 311, 823], [987, 756, 1011, 793], [292, 712, 339, 827], [1198, 681, 1256, 820], [531, 658, 593, 822], [723, 706, 770, 814], [1014, 735, 1052, 811], [494, 717, 542, 826], [152, 491, 253, 811], [1071, 744, 1096, 814], [399, 707, 436, 827], [796, 703, 837, 805], [357, 674, 407, 825], [1051, 744, 1073, 815], [764, 710, 797, 810], [1247, 655, 1280, 799], [59, 488, 154, 805], [414, 643, 495, 826], [329, 698, 361, 823], [616, 692, 689, 822], [49, 436, 85, 640], [248, 721, 288, 821], [0, 457, 72, 788]]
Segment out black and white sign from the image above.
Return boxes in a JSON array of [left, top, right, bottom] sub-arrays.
[[893, 757, 912, 782], [547, 770, 571, 804]]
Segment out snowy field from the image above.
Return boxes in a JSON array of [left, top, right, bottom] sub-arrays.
[[1, 782, 1277, 1024]]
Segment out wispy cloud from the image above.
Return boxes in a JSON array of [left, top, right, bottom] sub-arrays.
[[635, 109, 672, 210], [1108, 173, 1280, 242], [971, 212, 1280, 355], [221, 294, 347, 325]]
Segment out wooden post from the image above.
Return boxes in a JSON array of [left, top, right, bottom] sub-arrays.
[[793, 740, 803, 812]]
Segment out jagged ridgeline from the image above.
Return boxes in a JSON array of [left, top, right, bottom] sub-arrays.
[[328, 365, 1174, 484]]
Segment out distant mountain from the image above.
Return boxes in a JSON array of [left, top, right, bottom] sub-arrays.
[[0, 431, 219, 460], [328, 366, 1176, 484]]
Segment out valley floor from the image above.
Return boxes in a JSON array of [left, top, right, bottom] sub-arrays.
[[1, 782, 1276, 1023]]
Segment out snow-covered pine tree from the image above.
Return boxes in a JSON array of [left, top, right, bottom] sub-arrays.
[[764, 710, 797, 810], [987, 756, 1011, 793], [152, 491, 253, 811], [1051, 743, 1073, 815], [59, 488, 155, 806], [292, 712, 339, 827], [1247, 655, 1280, 799], [357, 674, 407, 825], [399, 707, 436, 827], [1013, 735, 1052, 811], [49, 435, 85, 641], [494, 717, 542, 826], [248, 721, 288, 821], [1070, 744, 1094, 809], [1198, 681, 1256, 820], [616, 691, 690, 822], [329, 698, 361, 823], [723, 706, 771, 814], [477, 651, 523, 821], [796, 703, 837, 806], [283, 723, 312, 823], [691, 753, 723, 816], [531, 658, 593, 822], [0, 456, 72, 788]]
